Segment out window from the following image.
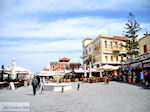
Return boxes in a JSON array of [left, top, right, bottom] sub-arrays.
[[89, 48, 91, 52], [121, 56, 123, 61], [110, 41, 113, 48], [105, 41, 107, 48], [116, 56, 118, 62], [120, 43, 123, 49], [85, 50, 87, 54], [105, 56, 108, 62], [97, 57, 99, 62], [143, 44, 147, 53], [111, 56, 113, 61], [115, 42, 118, 48]]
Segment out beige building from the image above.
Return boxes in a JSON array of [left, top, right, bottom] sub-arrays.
[[139, 34, 150, 55], [81, 35, 127, 69], [139, 34, 150, 67]]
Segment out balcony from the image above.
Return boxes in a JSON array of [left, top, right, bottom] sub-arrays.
[[112, 47, 121, 54], [93, 50, 100, 54], [141, 52, 150, 60], [112, 46, 121, 50], [80, 54, 88, 59]]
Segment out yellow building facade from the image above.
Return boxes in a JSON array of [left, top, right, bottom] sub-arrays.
[[81, 35, 127, 68], [139, 34, 150, 55]]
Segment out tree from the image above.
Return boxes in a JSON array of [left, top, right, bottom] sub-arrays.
[[122, 12, 141, 58]]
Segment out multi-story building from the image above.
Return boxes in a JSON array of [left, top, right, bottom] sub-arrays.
[[139, 34, 150, 68], [81, 38, 93, 65], [43, 57, 81, 71], [139, 34, 150, 55], [81, 35, 127, 69], [122, 34, 150, 71]]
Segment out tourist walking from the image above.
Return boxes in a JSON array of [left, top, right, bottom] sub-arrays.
[[105, 74, 109, 84], [144, 71, 149, 87], [140, 71, 144, 85], [123, 72, 126, 82], [32, 76, 38, 95], [40, 78, 44, 93], [62, 86, 64, 93], [36, 75, 41, 90], [107, 74, 110, 84], [77, 83, 80, 90]]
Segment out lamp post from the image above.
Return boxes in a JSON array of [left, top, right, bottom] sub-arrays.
[[84, 63, 87, 78], [89, 62, 92, 78]]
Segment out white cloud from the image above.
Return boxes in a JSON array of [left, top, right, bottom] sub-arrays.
[[1, 0, 149, 16], [0, 39, 82, 53], [1, 16, 149, 39], [0, 17, 126, 38]]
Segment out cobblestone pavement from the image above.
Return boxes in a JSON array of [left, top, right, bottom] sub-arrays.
[[0, 81, 150, 112]]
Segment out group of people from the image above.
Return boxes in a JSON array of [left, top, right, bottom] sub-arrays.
[[117, 70, 150, 87], [31, 75, 44, 95], [140, 70, 150, 86]]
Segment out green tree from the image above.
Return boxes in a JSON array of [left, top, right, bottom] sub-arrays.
[[122, 12, 141, 58]]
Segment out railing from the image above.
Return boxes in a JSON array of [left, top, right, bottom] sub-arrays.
[[141, 53, 150, 60], [93, 50, 100, 54], [80, 54, 88, 58]]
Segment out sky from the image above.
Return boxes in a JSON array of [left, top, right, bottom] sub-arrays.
[[0, 0, 150, 72]]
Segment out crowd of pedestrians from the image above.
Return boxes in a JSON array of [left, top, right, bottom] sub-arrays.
[[117, 69, 150, 87]]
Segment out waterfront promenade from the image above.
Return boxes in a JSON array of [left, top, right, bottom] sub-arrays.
[[0, 82, 150, 112]]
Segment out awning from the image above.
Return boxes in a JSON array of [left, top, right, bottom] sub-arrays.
[[143, 59, 150, 63], [97, 65, 119, 71], [130, 62, 142, 67]]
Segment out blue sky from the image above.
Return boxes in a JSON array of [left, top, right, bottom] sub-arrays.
[[0, 0, 150, 72]]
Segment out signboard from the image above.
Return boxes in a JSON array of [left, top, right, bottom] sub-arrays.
[[10, 82, 15, 90]]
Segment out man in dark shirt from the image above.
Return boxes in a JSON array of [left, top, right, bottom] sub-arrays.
[[32, 76, 38, 95], [36, 75, 41, 90]]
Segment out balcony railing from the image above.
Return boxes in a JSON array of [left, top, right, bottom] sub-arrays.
[[93, 50, 100, 53], [141, 53, 150, 60], [80, 54, 88, 59]]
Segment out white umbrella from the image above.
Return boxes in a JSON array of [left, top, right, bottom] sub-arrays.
[[98, 64, 119, 71]]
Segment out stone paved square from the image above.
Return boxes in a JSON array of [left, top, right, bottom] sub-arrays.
[[0, 82, 150, 112]]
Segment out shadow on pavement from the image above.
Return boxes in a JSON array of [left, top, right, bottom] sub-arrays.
[[26, 93, 34, 96]]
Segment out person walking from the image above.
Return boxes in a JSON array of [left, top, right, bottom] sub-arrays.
[[144, 71, 149, 87], [140, 70, 144, 85], [36, 75, 41, 90], [32, 76, 38, 95], [62, 86, 64, 93], [104, 73, 109, 84], [40, 78, 44, 93], [106, 74, 110, 84], [77, 83, 80, 90]]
